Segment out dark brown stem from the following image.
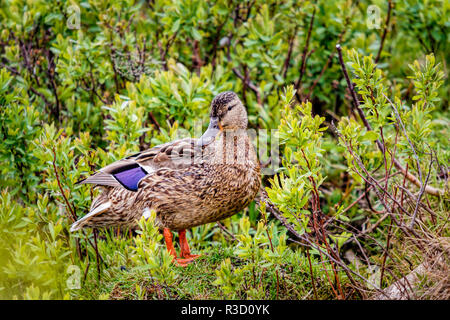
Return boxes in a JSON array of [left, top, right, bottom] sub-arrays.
[[209, 17, 229, 68], [216, 221, 236, 241], [295, 6, 316, 101], [282, 26, 298, 78], [410, 154, 434, 228], [45, 51, 61, 121], [82, 258, 90, 285], [232, 66, 262, 105], [52, 148, 77, 222], [159, 31, 178, 71], [81, 77, 110, 105], [380, 213, 393, 287], [93, 228, 101, 281], [191, 39, 203, 75], [340, 185, 374, 215], [375, 0, 393, 63], [51, 147, 84, 259], [52, 148, 106, 264], [109, 48, 121, 94], [305, 248, 318, 299]]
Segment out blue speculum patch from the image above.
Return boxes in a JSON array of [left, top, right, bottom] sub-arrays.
[[113, 165, 148, 191]]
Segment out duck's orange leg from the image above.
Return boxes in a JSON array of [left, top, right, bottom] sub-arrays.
[[163, 228, 177, 258], [178, 229, 201, 260], [163, 228, 197, 267]]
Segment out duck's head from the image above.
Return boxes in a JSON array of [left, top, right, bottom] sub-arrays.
[[198, 91, 247, 147]]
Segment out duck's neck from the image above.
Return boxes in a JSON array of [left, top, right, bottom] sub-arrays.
[[212, 129, 258, 166]]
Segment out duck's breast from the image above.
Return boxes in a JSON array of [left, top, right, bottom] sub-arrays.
[[152, 162, 260, 230]]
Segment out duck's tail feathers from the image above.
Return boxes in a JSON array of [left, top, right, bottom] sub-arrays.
[[70, 201, 112, 232]]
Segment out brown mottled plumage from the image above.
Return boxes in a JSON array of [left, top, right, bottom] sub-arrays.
[[71, 91, 261, 233]]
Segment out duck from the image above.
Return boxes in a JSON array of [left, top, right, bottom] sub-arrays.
[[71, 91, 261, 266]]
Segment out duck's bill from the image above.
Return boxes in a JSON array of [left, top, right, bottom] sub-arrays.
[[197, 117, 221, 147]]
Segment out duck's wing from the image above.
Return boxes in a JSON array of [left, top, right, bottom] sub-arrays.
[[76, 138, 206, 191]]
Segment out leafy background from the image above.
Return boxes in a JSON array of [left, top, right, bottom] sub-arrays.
[[0, 0, 448, 299]]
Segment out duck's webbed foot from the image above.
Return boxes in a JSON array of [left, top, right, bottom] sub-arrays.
[[173, 257, 199, 267], [163, 228, 201, 267]]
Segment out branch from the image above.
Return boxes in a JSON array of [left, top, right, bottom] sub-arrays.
[[282, 26, 298, 78], [209, 17, 229, 68], [410, 153, 434, 228], [52, 147, 77, 222], [232, 66, 262, 105], [224, 33, 262, 105], [295, 6, 316, 101], [375, 0, 393, 63], [191, 39, 203, 75], [258, 190, 389, 298], [216, 221, 236, 241], [382, 93, 432, 227], [158, 31, 178, 71], [45, 50, 61, 121]]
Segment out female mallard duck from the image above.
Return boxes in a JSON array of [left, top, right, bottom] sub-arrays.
[[71, 91, 261, 266]]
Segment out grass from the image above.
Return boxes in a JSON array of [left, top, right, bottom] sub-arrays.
[[76, 245, 233, 300], [73, 225, 338, 300]]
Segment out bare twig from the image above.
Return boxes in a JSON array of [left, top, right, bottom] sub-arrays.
[[384, 94, 423, 189], [225, 31, 262, 105], [382, 93, 437, 227], [147, 111, 161, 131], [109, 47, 121, 93], [258, 191, 388, 298], [410, 155, 434, 228], [340, 185, 374, 214], [336, 44, 444, 197], [52, 148, 106, 264], [396, 185, 437, 218], [82, 259, 90, 285], [216, 221, 236, 241], [394, 156, 443, 196]]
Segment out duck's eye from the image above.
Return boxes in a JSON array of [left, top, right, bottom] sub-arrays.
[[227, 104, 237, 111]]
